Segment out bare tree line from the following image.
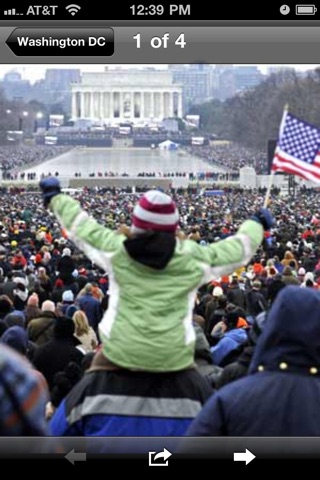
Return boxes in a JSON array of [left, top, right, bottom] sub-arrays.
[[190, 68, 320, 150]]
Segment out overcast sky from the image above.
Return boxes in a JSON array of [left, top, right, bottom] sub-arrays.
[[0, 64, 318, 83]]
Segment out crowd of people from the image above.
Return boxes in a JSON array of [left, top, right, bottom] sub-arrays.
[[0, 142, 268, 183], [186, 142, 268, 174], [0, 181, 320, 440], [0, 145, 72, 180]]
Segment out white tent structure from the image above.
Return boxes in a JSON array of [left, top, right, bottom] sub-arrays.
[[158, 139, 179, 150]]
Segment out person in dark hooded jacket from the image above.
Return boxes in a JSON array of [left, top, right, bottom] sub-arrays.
[[186, 286, 320, 436], [56, 248, 76, 285], [33, 316, 84, 391], [1, 325, 38, 362], [216, 277, 286, 389]]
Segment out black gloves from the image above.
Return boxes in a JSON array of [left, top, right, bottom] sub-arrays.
[[39, 177, 61, 207]]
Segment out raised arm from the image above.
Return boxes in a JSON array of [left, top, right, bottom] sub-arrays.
[[40, 178, 124, 270], [185, 208, 274, 282]]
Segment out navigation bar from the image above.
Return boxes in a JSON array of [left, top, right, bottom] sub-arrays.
[[0, 25, 319, 61]]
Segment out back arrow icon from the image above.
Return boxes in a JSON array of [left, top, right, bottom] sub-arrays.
[[65, 449, 87, 465], [233, 449, 255, 465]]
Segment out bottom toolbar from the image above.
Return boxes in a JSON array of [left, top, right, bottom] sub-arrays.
[[0, 437, 320, 460]]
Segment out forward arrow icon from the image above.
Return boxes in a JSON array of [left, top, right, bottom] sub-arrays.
[[233, 449, 255, 465]]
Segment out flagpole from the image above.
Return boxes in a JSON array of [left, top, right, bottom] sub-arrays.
[[263, 104, 289, 209], [263, 171, 275, 208]]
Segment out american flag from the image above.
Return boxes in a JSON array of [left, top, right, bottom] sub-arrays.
[[271, 111, 320, 183]]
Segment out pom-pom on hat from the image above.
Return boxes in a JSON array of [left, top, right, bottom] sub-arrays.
[[131, 190, 179, 233]]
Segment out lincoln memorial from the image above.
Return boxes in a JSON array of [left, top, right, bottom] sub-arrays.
[[71, 69, 183, 123]]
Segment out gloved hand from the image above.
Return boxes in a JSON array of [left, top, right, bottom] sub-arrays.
[[251, 208, 275, 231], [39, 177, 61, 207]]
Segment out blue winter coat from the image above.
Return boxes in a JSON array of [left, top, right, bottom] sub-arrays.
[[77, 293, 102, 332], [186, 285, 320, 436], [210, 329, 248, 366]]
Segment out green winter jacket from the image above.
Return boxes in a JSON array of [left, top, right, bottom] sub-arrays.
[[50, 194, 263, 372]]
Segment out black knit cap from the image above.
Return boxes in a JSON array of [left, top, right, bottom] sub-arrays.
[[54, 316, 75, 339]]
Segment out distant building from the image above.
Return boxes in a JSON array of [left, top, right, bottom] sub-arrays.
[[33, 69, 81, 113], [266, 66, 295, 76], [0, 70, 33, 101], [71, 69, 183, 123], [216, 65, 265, 100], [233, 66, 265, 91], [168, 65, 212, 113]]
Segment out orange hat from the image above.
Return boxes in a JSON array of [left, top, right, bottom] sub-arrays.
[[237, 317, 248, 329]]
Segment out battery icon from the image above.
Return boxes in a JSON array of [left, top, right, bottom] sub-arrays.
[[296, 4, 317, 14]]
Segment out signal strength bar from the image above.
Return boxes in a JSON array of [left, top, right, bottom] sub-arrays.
[[4, 9, 23, 15]]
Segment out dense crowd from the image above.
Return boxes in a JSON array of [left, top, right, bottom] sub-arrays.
[[75, 171, 239, 180], [186, 142, 268, 174], [0, 142, 268, 184], [1, 184, 320, 440], [0, 145, 72, 180]]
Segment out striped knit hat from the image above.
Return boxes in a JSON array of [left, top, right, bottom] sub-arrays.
[[131, 190, 179, 233]]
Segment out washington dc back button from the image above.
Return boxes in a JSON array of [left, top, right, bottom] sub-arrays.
[[6, 27, 114, 56]]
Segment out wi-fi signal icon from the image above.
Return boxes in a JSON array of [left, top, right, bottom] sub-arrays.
[[66, 4, 81, 15]]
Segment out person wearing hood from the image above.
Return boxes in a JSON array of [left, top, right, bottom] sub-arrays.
[[301, 271, 317, 288], [33, 316, 84, 391], [12, 276, 29, 311], [280, 250, 299, 270], [281, 266, 300, 286], [39, 177, 273, 373], [1, 325, 38, 363], [185, 286, 320, 436], [56, 247, 76, 285], [1, 325, 29, 356]]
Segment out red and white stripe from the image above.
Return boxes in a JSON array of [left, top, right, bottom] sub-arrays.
[[272, 146, 320, 183], [132, 190, 179, 232]]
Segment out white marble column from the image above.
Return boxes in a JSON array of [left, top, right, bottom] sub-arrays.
[[84, 93, 89, 118], [92, 93, 96, 119], [99, 92, 104, 119], [140, 92, 145, 119], [165, 92, 169, 118], [80, 92, 85, 118], [155, 93, 161, 118], [103, 93, 108, 119], [88, 92, 93, 118], [92, 92, 96, 119], [150, 92, 154, 119], [160, 92, 165, 119], [130, 92, 134, 120], [169, 92, 174, 117], [72, 92, 77, 118], [119, 92, 123, 119], [110, 92, 114, 118], [178, 92, 183, 118], [91, 92, 95, 119]]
